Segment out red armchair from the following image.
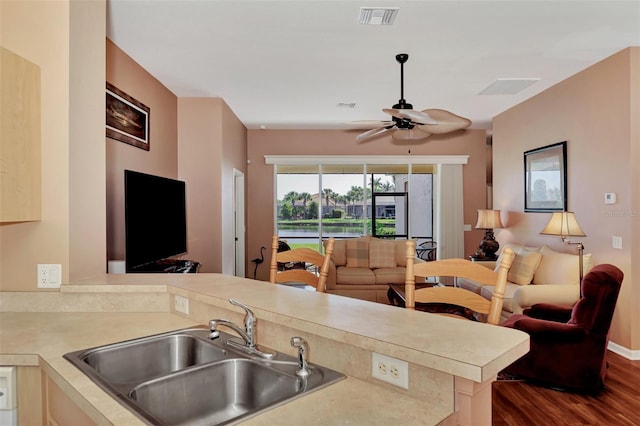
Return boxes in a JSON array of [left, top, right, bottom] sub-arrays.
[[501, 264, 623, 394]]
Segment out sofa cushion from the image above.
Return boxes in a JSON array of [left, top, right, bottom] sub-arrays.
[[507, 251, 543, 285], [395, 239, 410, 266], [369, 240, 397, 268], [346, 238, 370, 268], [533, 246, 593, 286], [328, 238, 347, 266], [336, 266, 376, 285], [373, 267, 406, 285]]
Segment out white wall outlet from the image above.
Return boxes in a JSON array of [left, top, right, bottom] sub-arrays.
[[174, 295, 190, 314], [37, 264, 61, 288], [371, 352, 409, 389], [463, 224, 472, 231]]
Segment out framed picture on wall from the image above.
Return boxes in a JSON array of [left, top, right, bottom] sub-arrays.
[[524, 141, 567, 212], [106, 82, 150, 151]]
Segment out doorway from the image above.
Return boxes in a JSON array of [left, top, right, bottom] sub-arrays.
[[233, 169, 245, 277]]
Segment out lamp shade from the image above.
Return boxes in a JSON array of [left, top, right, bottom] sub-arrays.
[[540, 212, 586, 237], [475, 209, 504, 229]]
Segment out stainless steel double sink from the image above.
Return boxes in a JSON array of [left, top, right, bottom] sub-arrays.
[[64, 326, 345, 425]]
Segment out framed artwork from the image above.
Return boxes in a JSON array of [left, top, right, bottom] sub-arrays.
[[106, 82, 150, 151], [524, 141, 567, 212]]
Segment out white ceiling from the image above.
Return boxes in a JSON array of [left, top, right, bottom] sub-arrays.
[[107, 0, 640, 131]]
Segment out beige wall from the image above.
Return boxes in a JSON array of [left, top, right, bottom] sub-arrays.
[[106, 58, 246, 274], [493, 47, 639, 351], [0, 0, 105, 291], [105, 40, 179, 262], [246, 129, 489, 282], [177, 98, 247, 274], [220, 102, 248, 275]]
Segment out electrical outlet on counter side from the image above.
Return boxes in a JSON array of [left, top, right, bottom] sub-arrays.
[[372, 352, 408, 389], [174, 295, 190, 314], [37, 264, 61, 288]]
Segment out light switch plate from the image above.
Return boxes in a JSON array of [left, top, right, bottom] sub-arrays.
[[612, 236, 623, 250], [174, 295, 190, 314]]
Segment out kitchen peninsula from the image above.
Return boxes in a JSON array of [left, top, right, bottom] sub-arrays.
[[0, 273, 529, 425]]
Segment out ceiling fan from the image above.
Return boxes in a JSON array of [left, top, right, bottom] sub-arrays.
[[355, 53, 471, 142]]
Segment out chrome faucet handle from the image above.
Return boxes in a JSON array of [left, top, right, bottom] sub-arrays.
[[290, 336, 311, 377], [229, 299, 256, 347]]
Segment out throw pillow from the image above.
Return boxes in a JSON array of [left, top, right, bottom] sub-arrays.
[[328, 239, 346, 266], [346, 238, 370, 268], [369, 240, 397, 269], [533, 245, 593, 286], [494, 244, 541, 272], [507, 252, 543, 285], [394, 239, 413, 267]]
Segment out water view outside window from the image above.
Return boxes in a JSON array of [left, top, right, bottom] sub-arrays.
[[275, 164, 434, 251], [321, 164, 365, 242]]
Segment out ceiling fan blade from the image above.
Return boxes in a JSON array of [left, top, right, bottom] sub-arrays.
[[348, 120, 394, 130], [414, 124, 432, 137], [400, 109, 438, 125], [383, 108, 437, 125], [392, 128, 430, 141], [356, 126, 396, 142], [418, 109, 472, 134]]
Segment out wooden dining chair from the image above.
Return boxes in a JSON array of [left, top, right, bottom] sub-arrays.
[[269, 236, 335, 292], [404, 240, 515, 325]]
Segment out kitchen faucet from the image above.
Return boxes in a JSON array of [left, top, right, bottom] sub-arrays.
[[209, 299, 274, 359]]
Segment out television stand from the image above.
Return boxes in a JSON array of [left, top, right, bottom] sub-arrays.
[[129, 259, 200, 274]]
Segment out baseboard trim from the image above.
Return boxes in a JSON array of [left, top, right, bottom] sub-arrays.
[[608, 341, 640, 360]]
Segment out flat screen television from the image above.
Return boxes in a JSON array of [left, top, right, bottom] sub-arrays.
[[124, 170, 187, 272]]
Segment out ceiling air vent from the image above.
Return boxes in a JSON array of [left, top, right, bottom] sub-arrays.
[[358, 7, 399, 25], [479, 78, 540, 95]]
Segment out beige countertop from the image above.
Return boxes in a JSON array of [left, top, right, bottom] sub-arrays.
[[0, 312, 450, 425], [0, 273, 529, 425]]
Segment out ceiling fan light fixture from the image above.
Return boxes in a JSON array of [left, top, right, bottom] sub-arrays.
[[354, 53, 471, 143], [358, 7, 399, 25], [392, 128, 429, 141]]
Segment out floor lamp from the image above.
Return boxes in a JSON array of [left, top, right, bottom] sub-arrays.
[[540, 211, 587, 287]]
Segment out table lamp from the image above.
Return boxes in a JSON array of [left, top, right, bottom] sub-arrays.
[[540, 211, 586, 281], [472, 209, 504, 260]]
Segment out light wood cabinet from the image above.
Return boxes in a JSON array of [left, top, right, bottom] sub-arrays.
[[44, 373, 97, 426], [16, 366, 44, 425], [16, 365, 98, 426], [0, 47, 41, 222]]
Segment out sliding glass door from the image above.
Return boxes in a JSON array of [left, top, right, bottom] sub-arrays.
[[275, 161, 434, 251]]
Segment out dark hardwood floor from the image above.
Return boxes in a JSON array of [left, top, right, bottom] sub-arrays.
[[492, 351, 640, 425]]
